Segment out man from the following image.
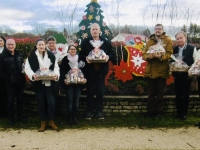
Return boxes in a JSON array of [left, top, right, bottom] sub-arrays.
[[0, 38, 26, 125], [79, 23, 113, 120], [142, 24, 173, 118], [173, 31, 198, 120]]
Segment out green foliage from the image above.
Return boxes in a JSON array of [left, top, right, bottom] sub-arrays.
[[12, 37, 39, 59], [132, 80, 147, 88], [0, 112, 200, 130], [17, 42, 35, 59]]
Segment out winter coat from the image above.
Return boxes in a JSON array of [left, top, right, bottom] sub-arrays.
[[0, 48, 26, 86], [25, 49, 60, 95], [142, 33, 173, 79], [79, 37, 113, 78]]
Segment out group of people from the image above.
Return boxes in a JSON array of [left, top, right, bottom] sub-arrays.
[[143, 24, 200, 126], [0, 23, 113, 132], [0, 22, 200, 131]]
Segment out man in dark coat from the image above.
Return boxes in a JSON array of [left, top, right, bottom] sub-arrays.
[[0, 38, 26, 126], [79, 23, 113, 120], [173, 31, 198, 120]]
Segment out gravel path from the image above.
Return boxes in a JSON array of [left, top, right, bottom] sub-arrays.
[[0, 127, 200, 150]]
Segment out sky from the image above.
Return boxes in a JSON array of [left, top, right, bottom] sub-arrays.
[[1, 0, 200, 34]]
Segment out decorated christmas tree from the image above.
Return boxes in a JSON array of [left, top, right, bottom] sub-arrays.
[[76, 0, 113, 50]]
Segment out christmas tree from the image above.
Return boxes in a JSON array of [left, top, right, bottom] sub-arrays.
[[76, 0, 113, 50]]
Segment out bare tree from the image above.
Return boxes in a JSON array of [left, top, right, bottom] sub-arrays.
[[103, 0, 130, 35], [31, 21, 46, 36], [3, 25, 17, 35], [56, 0, 78, 36]]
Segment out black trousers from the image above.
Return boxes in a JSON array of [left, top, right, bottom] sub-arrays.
[[0, 83, 7, 117], [174, 74, 192, 116], [146, 77, 166, 113], [87, 70, 105, 113], [7, 85, 24, 120]]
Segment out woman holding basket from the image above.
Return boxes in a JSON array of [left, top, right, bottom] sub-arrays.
[[60, 44, 86, 125], [25, 38, 60, 132]]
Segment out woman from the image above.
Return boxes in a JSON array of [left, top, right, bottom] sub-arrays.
[[0, 35, 7, 118], [60, 44, 86, 125], [46, 36, 63, 62], [25, 38, 60, 132]]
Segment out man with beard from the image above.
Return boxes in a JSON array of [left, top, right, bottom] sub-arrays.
[[142, 24, 173, 118]]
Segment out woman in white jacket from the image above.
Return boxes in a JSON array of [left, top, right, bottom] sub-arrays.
[[25, 38, 60, 132]]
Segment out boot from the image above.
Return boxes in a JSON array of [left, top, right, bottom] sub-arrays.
[[49, 120, 59, 131], [73, 115, 78, 125], [68, 116, 74, 125], [38, 121, 46, 132]]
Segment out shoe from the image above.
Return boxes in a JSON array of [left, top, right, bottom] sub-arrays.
[[174, 114, 181, 119], [145, 112, 155, 118], [38, 121, 46, 132], [9, 119, 15, 126], [194, 122, 200, 126], [180, 115, 187, 120], [85, 112, 93, 120], [68, 117, 74, 125], [96, 112, 104, 120], [72, 116, 78, 125], [49, 120, 59, 132], [154, 113, 162, 118], [18, 117, 27, 123]]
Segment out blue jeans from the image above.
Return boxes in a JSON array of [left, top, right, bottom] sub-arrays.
[[87, 70, 105, 113], [7, 85, 24, 120], [65, 85, 81, 115], [34, 85, 55, 121]]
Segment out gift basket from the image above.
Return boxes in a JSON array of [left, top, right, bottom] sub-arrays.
[[188, 60, 200, 77], [35, 68, 56, 80], [86, 40, 107, 63], [65, 69, 86, 84], [146, 44, 165, 55], [169, 55, 189, 72]]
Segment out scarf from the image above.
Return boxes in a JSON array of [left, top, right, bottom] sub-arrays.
[[67, 54, 78, 69]]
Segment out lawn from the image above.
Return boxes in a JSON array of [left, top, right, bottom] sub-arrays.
[[0, 112, 200, 131]]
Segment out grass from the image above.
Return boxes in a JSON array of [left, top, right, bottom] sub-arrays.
[[0, 112, 200, 131]]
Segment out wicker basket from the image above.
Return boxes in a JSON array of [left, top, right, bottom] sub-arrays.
[[37, 76, 56, 80], [169, 66, 188, 72], [88, 59, 107, 63]]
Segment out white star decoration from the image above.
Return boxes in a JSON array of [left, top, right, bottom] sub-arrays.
[[131, 53, 145, 67]]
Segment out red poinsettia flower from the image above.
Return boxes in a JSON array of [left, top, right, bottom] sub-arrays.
[[113, 60, 133, 83], [166, 75, 174, 85]]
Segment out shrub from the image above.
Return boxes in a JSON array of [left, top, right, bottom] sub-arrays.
[[13, 37, 40, 59]]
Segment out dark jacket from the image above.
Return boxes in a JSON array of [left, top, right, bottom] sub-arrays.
[[0, 47, 6, 87], [0, 48, 26, 86], [27, 49, 58, 95], [173, 44, 194, 66], [142, 32, 173, 79], [172, 44, 195, 77], [79, 37, 113, 78]]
